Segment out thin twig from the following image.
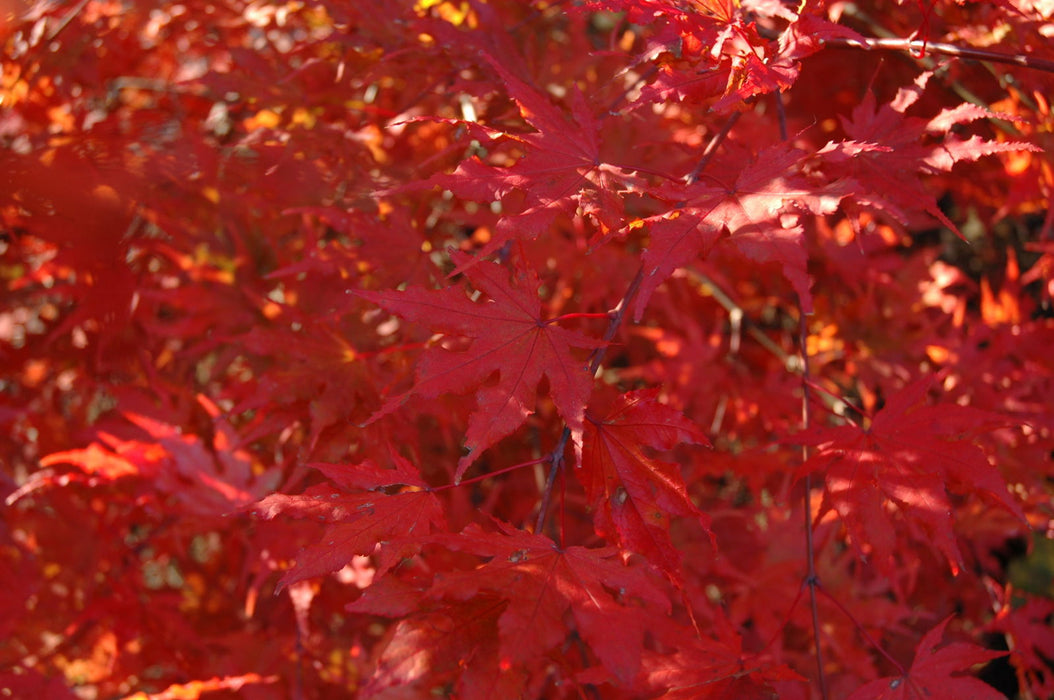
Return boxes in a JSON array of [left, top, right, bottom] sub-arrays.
[[687, 111, 741, 184], [818, 585, 907, 675], [825, 10, 1049, 137], [685, 270, 793, 366], [823, 36, 1054, 75], [686, 270, 863, 419], [535, 266, 645, 534], [588, 265, 644, 373], [46, 0, 89, 41], [745, 7, 1048, 137], [436, 457, 548, 491], [775, 89, 788, 142], [798, 299, 829, 700], [534, 427, 570, 534]]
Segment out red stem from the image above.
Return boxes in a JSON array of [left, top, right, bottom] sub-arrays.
[[434, 456, 549, 491], [535, 266, 646, 534], [818, 586, 908, 675], [761, 579, 808, 653], [548, 312, 612, 324]]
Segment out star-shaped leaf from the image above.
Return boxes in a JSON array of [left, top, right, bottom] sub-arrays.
[[822, 72, 1040, 238], [846, 617, 1006, 700], [428, 521, 670, 684], [797, 375, 1025, 576], [252, 456, 445, 588], [579, 389, 711, 577], [427, 54, 643, 261], [635, 145, 850, 318], [357, 250, 602, 481]]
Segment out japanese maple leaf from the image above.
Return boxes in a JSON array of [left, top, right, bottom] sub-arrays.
[[634, 145, 850, 319], [846, 617, 1006, 700], [579, 389, 711, 577], [797, 375, 1025, 576], [821, 72, 1039, 237], [347, 573, 534, 697], [709, 16, 798, 111], [424, 53, 643, 261], [357, 250, 602, 481], [640, 631, 805, 699], [989, 597, 1054, 698], [599, 2, 860, 111], [427, 521, 670, 684], [355, 595, 528, 700], [707, 11, 869, 110], [252, 455, 445, 588], [35, 396, 281, 516]]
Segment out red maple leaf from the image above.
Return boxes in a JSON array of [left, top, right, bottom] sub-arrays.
[[634, 145, 849, 318], [421, 52, 644, 260], [354, 595, 527, 700], [797, 375, 1025, 575], [579, 389, 712, 576], [641, 644, 804, 700], [989, 595, 1054, 698], [252, 455, 445, 588], [846, 617, 1006, 700], [705, 11, 871, 111], [709, 17, 798, 112], [357, 250, 602, 481], [427, 521, 670, 685], [31, 396, 281, 516], [639, 613, 806, 699], [820, 72, 1040, 237]]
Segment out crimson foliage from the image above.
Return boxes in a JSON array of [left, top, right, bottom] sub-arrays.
[[2, 1, 1053, 698]]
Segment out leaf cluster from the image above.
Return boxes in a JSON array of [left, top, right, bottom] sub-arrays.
[[2, 1, 1053, 698]]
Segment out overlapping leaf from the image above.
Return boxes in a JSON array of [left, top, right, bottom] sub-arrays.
[[641, 628, 805, 699], [797, 375, 1025, 575], [421, 53, 644, 259], [30, 396, 280, 517], [253, 456, 444, 588], [357, 250, 602, 481], [426, 521, 670, 685], [821, 72, 1040, 237], [579, 389, 711, 577], [846, 617, 1006, 700], [635, 145, 851, 318]]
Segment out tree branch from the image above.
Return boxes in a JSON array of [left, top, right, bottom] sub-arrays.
[[823, 36, 1054, 75]]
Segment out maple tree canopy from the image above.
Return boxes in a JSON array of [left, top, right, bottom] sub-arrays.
[[2, 1, 1053, 699]]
